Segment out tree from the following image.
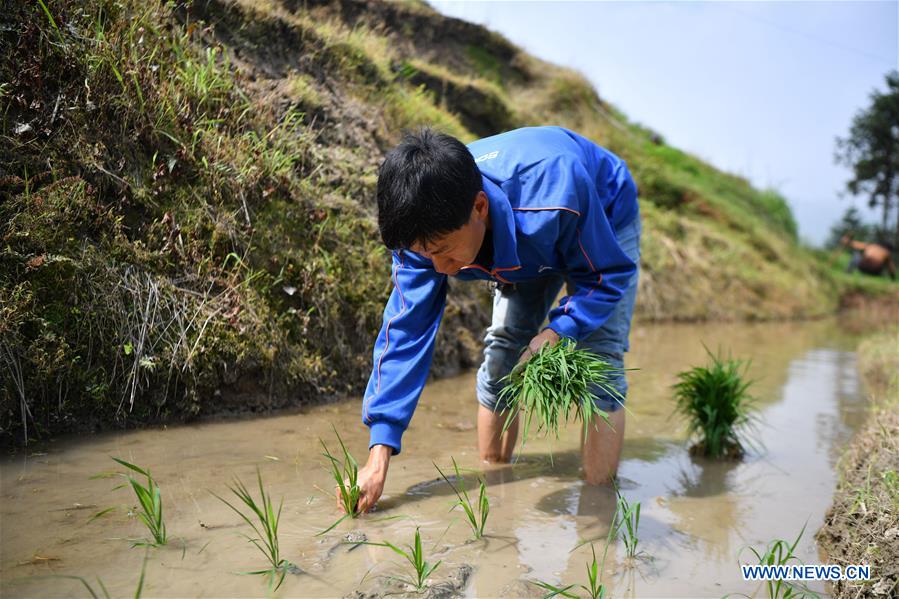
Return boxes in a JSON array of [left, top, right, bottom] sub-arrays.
[[835, 70, 899, 247]]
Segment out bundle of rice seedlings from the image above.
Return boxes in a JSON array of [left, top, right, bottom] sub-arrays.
[[673, 347, 757, 459], [498, 337, 625, 446]]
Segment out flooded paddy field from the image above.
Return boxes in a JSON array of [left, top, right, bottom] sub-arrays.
[[1, 319, 870, 597]]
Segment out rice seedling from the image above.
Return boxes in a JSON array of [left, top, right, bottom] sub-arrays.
[[25, 548, 149, 598], [213, 468, 295, 591], [317, 426, 361, 535], [364, 527, 441, 591], [532, 498, 623, 598], [532, 543, 608, 599], [434, 458, 489, 540], [111, 457, 166, 547], [613, 488, 641, 559], [738, 524, 818, 599], [498, 338, 625, 446], [673, 346, 757, 458]]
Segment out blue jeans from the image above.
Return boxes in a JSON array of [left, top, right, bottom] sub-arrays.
[[475, 215, 641, 413]]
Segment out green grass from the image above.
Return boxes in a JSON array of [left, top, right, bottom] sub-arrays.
[[111, 458, 166, 547], [434, 458, 489, 540], [498, 338, 624, 446], [213, 469, 295, 591], [673, 347, 757, 458], [364, 527, 441, 591], [317, 426, 361, 535]]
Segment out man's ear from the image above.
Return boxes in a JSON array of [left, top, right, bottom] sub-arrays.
[[473, 191, 489, 220]]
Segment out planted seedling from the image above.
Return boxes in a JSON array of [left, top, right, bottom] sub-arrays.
[[24, 547, 150, 599], [110, 457, 166, 547], [532, 496, 623, 598], [434, 458, 489, 540], [364, 527, 441, 591], [738, 523, 818, 599], [613, 487, 641, 559], [498, 338, 626, 447], [317, 426, 361, 535], [213, 468, 296, 591], [673, 346, 757, 458], [532, 543, 608, 599]]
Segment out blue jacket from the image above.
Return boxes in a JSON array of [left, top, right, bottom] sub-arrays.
[[362, 126, 639, 453]]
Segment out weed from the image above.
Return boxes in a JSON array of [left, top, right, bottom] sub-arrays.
[[882, 469, 899, 508], [499, 338, 625, 447], [317, 426, 361, 535], [213, 469, 295, 591], [434, 458, 489, 540], [850, 462, 876, 515], [111, 457, 166, 547], [673, 346, 756, 458]]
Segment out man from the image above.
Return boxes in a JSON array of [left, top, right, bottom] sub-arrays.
[[348, 126, 640, 514], [840, 234, 896, 280]]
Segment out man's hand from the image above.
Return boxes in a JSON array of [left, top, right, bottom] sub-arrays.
[[339, 444, 391, 514], [518, 327, 561, 366]]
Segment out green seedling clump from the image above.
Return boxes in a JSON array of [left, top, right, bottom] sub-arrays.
[[318, 426, 362, 535], [111, 457, 167, 547], [213, 468, 296, 591], [435, 458, 490, 540], [673, 347, 757, 459], [498, 338, 624, 446]]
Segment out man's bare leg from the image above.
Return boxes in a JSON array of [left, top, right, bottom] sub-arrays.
[[478, 404, 519, 462], [582, 409, 626, 484]]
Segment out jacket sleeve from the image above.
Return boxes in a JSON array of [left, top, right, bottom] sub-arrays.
[[362, 249, 447, 455], [545, 161, 636, 341]]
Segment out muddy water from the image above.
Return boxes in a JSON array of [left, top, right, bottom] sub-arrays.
[[1, 320, 870, 598]]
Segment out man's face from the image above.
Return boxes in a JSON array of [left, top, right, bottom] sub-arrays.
[[411, 191, 490, 276]]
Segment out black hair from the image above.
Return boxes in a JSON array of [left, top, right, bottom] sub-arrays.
[[376, 128, 483, 250]]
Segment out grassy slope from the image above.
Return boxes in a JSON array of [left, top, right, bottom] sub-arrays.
[[1, 0, 895, 444]]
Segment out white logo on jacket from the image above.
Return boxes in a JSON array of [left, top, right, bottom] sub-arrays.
[[475, 150, 499, 163]]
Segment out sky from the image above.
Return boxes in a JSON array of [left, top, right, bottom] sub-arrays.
[[431, 0, 898, 245]]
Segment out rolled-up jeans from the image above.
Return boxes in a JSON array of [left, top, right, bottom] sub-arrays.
[[475, 215, 641, 413]]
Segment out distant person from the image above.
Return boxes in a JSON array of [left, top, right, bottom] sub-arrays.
[[343, 126, 641, 514], [840, 234, 896, 280]]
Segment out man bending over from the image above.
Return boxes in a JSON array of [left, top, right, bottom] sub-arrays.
[[348, 126, 641, 513]]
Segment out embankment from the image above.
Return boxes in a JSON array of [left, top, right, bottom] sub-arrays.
[[817, 329, 899, 597], [1, 0, 895, 445]]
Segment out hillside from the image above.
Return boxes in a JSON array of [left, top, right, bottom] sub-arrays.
[[0, 0, 888, 444]]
